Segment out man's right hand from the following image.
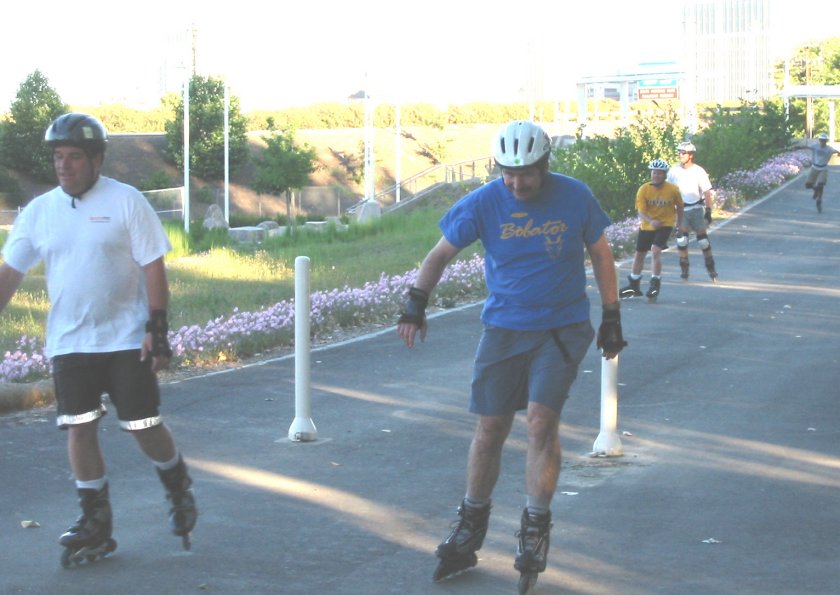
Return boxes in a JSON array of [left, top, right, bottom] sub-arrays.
[[397, 287, 429, 348]]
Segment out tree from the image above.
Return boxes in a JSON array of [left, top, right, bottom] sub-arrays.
[[0, 70, 67, 182], [253, 122, 319, 225], [163, 75, 250, 180], [774, 37, 840, 135]]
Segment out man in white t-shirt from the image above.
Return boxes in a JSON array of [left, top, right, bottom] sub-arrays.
[[805, 133, 839, 213], [0, 113, 197, 564], [667, 141, 718, 281]]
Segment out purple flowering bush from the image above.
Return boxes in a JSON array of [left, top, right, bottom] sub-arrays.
[[0, 149, 812, 383], [714, 149, 810, 209]]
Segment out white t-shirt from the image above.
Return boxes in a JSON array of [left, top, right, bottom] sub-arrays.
[[667, 163, 712, 209], [810, 143, 838, 170], [2, 176, 172, 357]]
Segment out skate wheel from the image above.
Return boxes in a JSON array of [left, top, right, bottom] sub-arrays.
[[432, 552, 478, 582], [519, 571, 539, 594], [60, 548, 74, 569]]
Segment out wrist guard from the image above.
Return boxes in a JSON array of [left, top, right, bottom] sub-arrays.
[[704, 207, 713, 224], [597, 306, 628, 354], [398, 287, 429, 326], [145, 309, 173, 358]]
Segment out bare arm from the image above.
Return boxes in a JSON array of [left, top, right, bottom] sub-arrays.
[[587, 235, 618, 309], [587, 234, 623, 360], [141, 257, 171, 370], [703, 189, 714, 210], [396, 236, 462, 348], [0, 263, 25, 313]]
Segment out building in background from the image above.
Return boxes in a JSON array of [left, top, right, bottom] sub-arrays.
[[681, 0, 774, 105]]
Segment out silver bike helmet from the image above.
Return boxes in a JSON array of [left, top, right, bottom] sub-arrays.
[[494, 120, 551, 168], [45, 113, 108, 156]]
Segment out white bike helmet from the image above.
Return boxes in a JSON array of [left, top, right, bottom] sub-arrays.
[[677, 141, 696, 153], [649, 159, 669, 171], [494, 120, 551, 168]]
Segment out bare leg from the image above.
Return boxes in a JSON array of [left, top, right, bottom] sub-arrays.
[[650, 245, 663, 277], [68, 420, 106, 481], [525, 402, 561, 506], [465, 414, 515, 501], [132, 423, 178, 463]]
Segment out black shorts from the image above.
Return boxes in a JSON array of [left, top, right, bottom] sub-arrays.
[[636, 227, 673, 252], [52, 350, 162, 431]]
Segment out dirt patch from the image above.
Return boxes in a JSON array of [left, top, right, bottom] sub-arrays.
[[7, 125, 498, 218]]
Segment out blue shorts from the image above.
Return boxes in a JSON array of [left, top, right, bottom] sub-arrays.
[[470, 321, 595, 416], [52, 350, 162, 431]]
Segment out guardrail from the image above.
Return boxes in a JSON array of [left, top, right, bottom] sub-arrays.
[[348, 156, 495, 214]]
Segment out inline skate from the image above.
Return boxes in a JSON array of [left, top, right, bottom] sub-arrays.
[[432, 499, 491, 582], [619, 275, 643, 299], [157, 456, 197, 550], [514, 508, 552, 594], [59, 484, 117, 568], [646, 277, 661, 303]]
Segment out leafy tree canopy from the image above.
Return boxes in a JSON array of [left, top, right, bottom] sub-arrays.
[[0, 70, 67, 182], [164, 75, 250, 180]]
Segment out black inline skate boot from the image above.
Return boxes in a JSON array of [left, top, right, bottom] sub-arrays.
[[704, 255, 718, 281], [59, 484, 117, 568], [514, 508, 553, 594], [157, 456, 197, 550], [646, 277, 661, 303], [679, 257, 689, 280], [432, 499, 491, 582], [619, 275, 643, 299]]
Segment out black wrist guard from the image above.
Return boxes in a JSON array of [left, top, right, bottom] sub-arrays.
[[145, 309, 173, 358], [398, 287, 429, 326], [704, 207, 713, 224], [597, 306, 628, 353]]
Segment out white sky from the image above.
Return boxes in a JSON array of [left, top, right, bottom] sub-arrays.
[[1, 0, 835, 113]]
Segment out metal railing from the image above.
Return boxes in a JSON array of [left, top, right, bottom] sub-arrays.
[[348, 156, 495, 214]]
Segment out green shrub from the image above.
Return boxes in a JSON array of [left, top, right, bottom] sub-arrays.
[[136, 170, 175, 191]]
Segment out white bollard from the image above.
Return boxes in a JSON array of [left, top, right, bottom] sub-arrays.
[[592, 355, 623, 456], [288, 256, 318, 442]]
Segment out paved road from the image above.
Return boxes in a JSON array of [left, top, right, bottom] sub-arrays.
[[2, 170, 839, 594]]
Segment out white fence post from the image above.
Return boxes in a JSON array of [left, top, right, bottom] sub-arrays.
[[288, 256, 318, 442], [592, 355, 623, 456]]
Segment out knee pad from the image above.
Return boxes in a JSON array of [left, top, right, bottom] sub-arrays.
[[697, 234, 710, 251], [805, 182, 814, 189], [676, 233, 689, 249]]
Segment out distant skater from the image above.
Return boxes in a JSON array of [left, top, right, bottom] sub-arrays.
[[667, 141, 718, 281], [620, 159, 684, 302], [805, 133, 840, 213]]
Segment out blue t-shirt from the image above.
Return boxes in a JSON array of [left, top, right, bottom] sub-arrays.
[[439, 173, 611, 330]]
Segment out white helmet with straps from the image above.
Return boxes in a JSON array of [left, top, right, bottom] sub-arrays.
[[678, 141, 696, 153], [494, 120, 551, 168], [649, 159, 669, 171]]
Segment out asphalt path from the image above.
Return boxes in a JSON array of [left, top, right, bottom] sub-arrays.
[[2, 169, 840, 594]]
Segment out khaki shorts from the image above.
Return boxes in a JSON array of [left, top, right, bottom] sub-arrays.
[[806, 168, 828, 187]]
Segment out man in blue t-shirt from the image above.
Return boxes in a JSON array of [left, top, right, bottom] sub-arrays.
[[396, 120, 626, 584]]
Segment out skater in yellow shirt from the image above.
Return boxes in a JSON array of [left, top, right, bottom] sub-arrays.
[[620, 159, 684, 302]]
